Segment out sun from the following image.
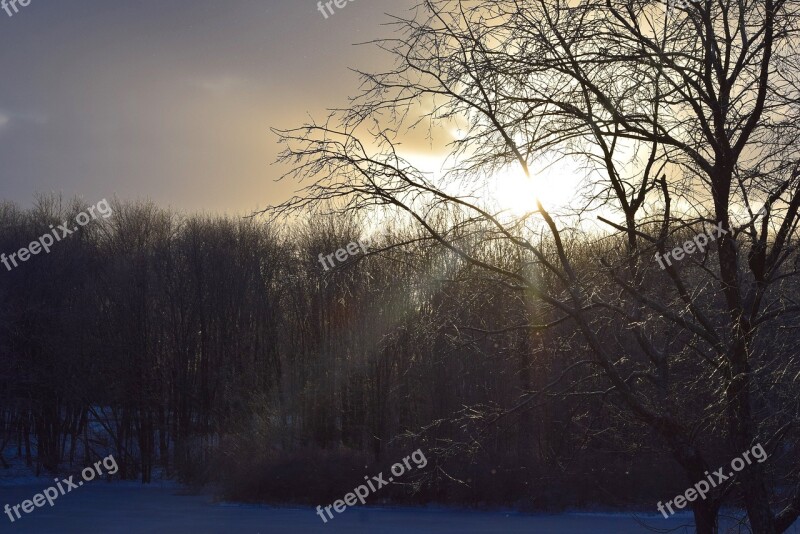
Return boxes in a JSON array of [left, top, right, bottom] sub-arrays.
[[490, 166, 539, 216], [405, 153, 585, 218], [489, 159, 585, 217]]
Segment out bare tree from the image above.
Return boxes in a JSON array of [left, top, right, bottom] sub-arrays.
[[271, 0, 800, 531]]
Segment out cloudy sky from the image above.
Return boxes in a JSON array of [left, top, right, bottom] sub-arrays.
[[0, 0, 418, 214]]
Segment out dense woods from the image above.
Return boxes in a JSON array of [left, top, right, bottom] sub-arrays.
[[259, 0, 800, 530], [3, 0, 800, 529], [0, 196, 794, 516]]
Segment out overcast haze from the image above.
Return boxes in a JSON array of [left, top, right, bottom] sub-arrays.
[[0, 0, 414, 213]]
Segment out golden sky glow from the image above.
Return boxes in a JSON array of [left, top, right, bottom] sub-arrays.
[[0, 0, 419, 214]]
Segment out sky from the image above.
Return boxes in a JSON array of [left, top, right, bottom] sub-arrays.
[[0, 0, 418, 215]]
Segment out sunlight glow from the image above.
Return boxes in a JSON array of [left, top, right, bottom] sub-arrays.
[[489, 166, 539, 216], [489, 159, 586, 216], [404, 152, 588, 222]]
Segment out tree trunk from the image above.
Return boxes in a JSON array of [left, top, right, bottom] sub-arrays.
[[692, 499, 720, 534]]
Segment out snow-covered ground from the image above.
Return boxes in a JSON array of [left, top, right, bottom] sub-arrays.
[[1, 481, 798, 533]]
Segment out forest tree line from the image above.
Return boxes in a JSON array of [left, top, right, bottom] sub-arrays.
[[0, 195, 794, 510]]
